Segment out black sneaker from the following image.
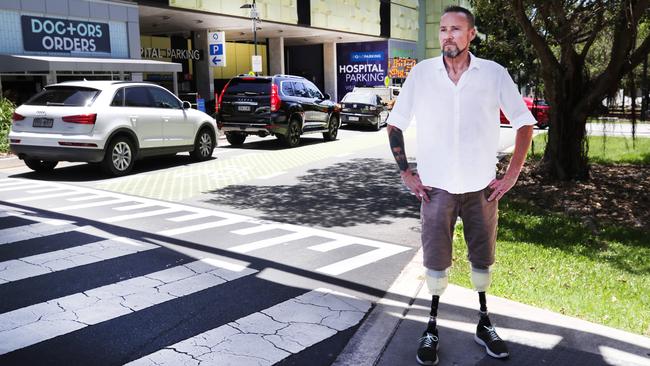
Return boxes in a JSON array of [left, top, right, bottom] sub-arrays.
[[474, 317, 509, 358], [416, 330, 439, 365]]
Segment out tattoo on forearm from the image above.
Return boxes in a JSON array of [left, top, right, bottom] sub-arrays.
[[387, 125, 409, 172]]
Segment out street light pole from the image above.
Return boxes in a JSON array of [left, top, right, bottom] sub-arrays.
[[253, 0, 257, 57], [241, 0, 260, 74]]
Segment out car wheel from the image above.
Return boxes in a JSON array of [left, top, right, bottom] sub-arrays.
[[24, 159, 58, 173], [102, 136, 135, 177], [191, 128, 215, 161], [225, 132, 247, 146], [280, 118, 302, 148], [323, 115, 339, 141]]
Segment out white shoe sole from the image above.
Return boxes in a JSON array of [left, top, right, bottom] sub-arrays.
[[474, 334, 509, 358]]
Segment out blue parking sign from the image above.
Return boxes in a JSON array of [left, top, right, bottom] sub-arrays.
[[209, 44, 223, 56]]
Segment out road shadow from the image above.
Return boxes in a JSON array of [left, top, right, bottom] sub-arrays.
[[204, 158, 420, 228], [7, 154, 216, 182], [218, 135, 333, 151]]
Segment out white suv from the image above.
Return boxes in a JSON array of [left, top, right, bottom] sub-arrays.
[[9, 81, 217, 176]]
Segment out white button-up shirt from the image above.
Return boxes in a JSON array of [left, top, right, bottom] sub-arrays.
[[388, 54, 536, 194]]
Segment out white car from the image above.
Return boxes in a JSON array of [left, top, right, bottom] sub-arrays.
[[9, 81, 217, 176]]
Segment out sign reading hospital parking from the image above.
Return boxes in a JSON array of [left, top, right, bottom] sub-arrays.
[[21, 15, 111, 54], [208, 31, 226, 67], [336, 41, 388, 101]]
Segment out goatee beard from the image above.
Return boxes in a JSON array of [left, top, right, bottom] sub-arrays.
[[443, 45, 466, 58]]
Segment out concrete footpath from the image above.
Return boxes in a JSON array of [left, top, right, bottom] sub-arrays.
[[334, 249, 650, 366]]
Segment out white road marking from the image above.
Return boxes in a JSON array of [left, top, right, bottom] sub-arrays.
[[157, 218, 245, 236], [316, 244, 410, 276], [166, 212, 212, 222], [66, 195, 106, 202], [113, 203, 157, 211], [0, 223, 79, 246], [0, 238, 158, 284], [8, 191, 81, 203], [0, 260, 257, 355], [101, 208, 181, 223], [228, 232, 312, 253], [0, 180, 413, 276], [307, 239, 355, 252], [25, 187, 66, 194], [0, 184, 43, 192], [55, 199, 130, 212], [125, 288, 371, 366], [231, 224, 282, 235]]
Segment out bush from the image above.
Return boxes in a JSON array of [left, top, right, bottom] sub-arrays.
[[0, 97, 15, 154]]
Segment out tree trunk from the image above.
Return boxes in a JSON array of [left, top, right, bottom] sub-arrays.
[[642, 54, 648, 121], [543, 84, 590, 180]]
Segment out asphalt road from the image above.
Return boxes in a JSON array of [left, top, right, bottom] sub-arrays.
[[0, 125, 521, 365]]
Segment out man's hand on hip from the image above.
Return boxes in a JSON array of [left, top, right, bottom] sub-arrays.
[[401, 170, 433, 202], [487, 173, 518, 201]]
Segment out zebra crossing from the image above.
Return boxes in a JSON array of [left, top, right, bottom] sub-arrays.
[[0, 177, 413, 365]]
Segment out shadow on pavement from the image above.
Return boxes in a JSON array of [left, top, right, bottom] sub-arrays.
[[7, 154, 216, 182], [204, 158, 420, 228]]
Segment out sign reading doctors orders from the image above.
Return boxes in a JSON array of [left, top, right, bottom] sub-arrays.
[[208, 31, 226, 67], [21, 15, 111, 54]]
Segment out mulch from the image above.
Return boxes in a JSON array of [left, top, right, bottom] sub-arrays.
[[505, 160, 649, 232]]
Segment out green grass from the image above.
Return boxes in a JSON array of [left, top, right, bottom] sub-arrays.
[[529, 134, 650, 165], [0, 97, 14, 154], [449, 203, 650, 336]]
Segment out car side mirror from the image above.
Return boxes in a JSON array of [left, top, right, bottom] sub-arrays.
[[182, 101, 191, 110], [323, 93, 331, 100]]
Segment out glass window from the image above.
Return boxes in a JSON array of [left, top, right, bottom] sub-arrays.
[[304, 81, 323, 99], [111, 88, 124, 107], [124, 87, 154, 108], [291, 82, 309, 98], [148, 87, 181, 109], [342, 93, 376, 105], [24, 86, 100, 107], [280, 81, 294, 96], [224, 78, 271, 95]]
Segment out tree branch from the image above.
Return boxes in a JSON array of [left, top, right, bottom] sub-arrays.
[[623, 34, 650, 75], [582, 0, 648, 112], [511, 1, 561, 72]]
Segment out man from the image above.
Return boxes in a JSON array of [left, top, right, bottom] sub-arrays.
[[386, 6, 535, 365]]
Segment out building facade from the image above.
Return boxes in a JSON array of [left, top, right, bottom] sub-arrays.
[[0, 0, 468, 106]]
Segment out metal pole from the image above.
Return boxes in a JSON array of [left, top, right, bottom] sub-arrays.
[[253, 0, 257, 56]]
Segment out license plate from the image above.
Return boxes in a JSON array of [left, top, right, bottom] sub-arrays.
[[348, 116, 359, 121], [33, 117, 53, 128], [237, 105, 252, 112]]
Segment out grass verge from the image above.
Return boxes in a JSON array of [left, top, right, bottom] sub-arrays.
[[529, 134, 650, 165], [449, 203, 649, 336], [449, 134, 649, 336]]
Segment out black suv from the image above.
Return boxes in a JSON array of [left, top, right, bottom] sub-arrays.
[[217, 74, 340, 147]]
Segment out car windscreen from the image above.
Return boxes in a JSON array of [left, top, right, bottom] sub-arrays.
[[23, 86, 101, 107], [342, 93, 375, 105], [224, 79, 271, 96]]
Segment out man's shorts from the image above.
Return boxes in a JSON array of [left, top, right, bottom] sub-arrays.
[[421, 186, 498, 270]]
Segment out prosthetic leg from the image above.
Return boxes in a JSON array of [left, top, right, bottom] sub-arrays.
[[471, 265, 509, 358], [416, 268, 448, 365]]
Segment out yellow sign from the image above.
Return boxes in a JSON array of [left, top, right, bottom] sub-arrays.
[[388, 57, 417, 79]]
